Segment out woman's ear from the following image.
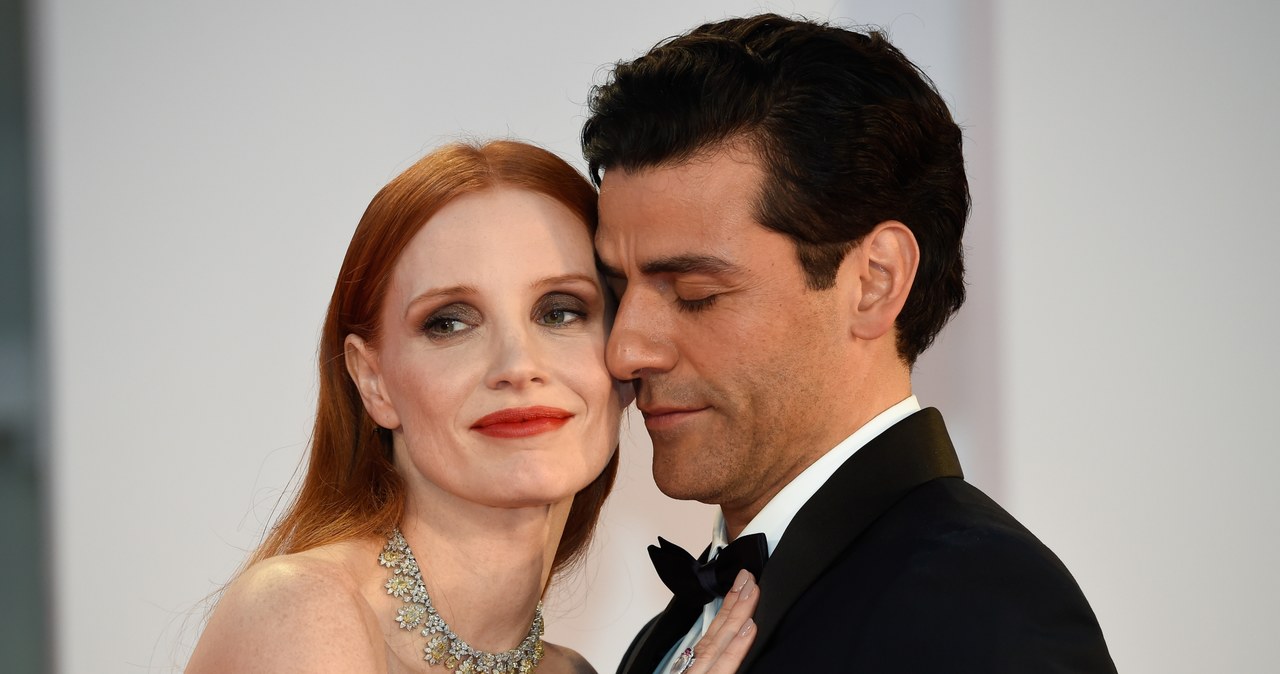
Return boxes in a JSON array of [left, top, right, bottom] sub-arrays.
[[847, 220, 919, 341], [344, 334, 401, 430]]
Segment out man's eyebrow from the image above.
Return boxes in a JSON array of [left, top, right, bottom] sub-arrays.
[[597, 259, 626, 280], [643, 254, 738, 276], [598, 254, 740, 279]]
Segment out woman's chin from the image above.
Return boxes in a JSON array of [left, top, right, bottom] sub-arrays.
[[479, 458, 604, 506], [477, 481, 585, 511]]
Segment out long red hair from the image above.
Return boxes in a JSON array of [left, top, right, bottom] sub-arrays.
[[250, 140, 617, 577]]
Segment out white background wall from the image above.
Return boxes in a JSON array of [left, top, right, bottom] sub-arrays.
[[995, 4, 1280, 671], [32, 1, 1278, 673]]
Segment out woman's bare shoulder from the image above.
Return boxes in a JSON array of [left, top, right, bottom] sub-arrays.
[[539, 641, 597, 674], [186, 542, 386, 673]]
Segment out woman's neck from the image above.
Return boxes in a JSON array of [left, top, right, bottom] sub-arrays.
[[396, 485, 570, 653]]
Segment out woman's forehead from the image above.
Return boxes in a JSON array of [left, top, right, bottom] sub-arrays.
[[391, 188, 596, 294]]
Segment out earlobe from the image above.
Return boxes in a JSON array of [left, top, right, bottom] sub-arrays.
[[344, 334, 401, 430], [850, 221, 919, 341]]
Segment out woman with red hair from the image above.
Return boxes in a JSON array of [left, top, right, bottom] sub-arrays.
[[186, 140, 755, 674]]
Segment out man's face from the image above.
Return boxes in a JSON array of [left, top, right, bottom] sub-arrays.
[[596, 147, 855, 523]]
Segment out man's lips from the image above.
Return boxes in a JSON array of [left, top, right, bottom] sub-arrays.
[[638, 405, 709, 431], [471, 406, 572, 439]]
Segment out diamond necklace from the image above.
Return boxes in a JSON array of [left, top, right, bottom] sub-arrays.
[[380, 528, 545, 674]]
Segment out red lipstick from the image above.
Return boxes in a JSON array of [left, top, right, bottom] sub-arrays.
[[471, 406, 572, 439]]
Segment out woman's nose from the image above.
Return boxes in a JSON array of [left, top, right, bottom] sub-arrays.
[[484, 326, 548, 390]]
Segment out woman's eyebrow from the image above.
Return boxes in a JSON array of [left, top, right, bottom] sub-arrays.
[[404, 285, 475, 319], [532, 273, 600, 290]]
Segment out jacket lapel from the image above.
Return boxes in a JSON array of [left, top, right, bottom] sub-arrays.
[[740, 408, 963, 670], [616, 595, 703, 674]]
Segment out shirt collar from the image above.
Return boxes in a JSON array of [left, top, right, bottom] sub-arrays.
[[711, 395, 922, 555]]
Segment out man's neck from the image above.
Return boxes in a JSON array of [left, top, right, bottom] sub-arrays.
[[720, 393, 920, 541]]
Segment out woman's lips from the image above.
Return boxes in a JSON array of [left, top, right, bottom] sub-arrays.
[[471, 406, 572, 438]]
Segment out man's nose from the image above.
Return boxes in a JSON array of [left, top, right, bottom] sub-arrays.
[[606, 288, 677, 381]]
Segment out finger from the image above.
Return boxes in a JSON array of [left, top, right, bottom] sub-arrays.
[[703, 619, 756, 674], [686, 615, 758, 674], [700, 570, 751, 642], [687, 573, 759, 673], [701, 570, 755, 649]]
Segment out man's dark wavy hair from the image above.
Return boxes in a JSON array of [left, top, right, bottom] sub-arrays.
[[582, 14, 969, 366]]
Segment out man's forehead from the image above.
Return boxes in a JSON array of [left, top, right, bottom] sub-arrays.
[[599, 143, 762, 192], [598, 167, 763, 229], [594, 212, 742, 264]]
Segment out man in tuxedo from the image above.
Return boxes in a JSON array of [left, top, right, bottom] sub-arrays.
[[583, 14, 1116, 673]]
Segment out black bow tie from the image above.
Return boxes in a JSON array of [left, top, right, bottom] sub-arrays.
[[648, 533, 769, 605]]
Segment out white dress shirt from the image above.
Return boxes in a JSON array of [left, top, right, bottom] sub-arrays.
[[652, 396, 922, 674]]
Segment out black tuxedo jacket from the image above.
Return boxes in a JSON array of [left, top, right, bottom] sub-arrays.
[[617, 408, 1116, 673]]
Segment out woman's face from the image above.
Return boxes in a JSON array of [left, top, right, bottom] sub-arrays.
[[349, 187, 622, 511]]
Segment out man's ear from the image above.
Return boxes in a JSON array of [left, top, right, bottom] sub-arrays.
[[847, 220, 919, 341], [344, 334, 401, 430]]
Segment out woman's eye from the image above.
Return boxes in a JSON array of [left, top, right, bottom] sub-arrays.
[[423, 317, 470, 337], [537, 293, 589, 327], [540, 308, 584, 326], [421, 302, 480, 340]]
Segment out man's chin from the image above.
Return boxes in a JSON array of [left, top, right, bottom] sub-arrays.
[[653, 468, 721, 503], [655, 484, 718, 504]]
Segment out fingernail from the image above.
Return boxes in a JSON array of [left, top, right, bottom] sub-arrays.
[[739, 619, 755, 638], [731, 569, 750, 592], [740, 578, 755, 599]]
